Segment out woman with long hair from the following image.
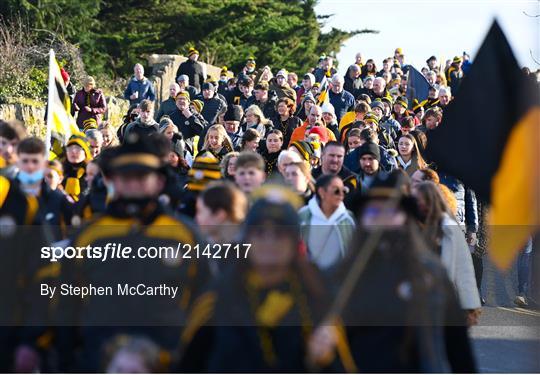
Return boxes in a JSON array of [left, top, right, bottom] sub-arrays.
[[397, 133, 427, 176], [298, 174, 356, 270], [259, 129, 284, 176], [412, 181, 481, 319], [284, 161, 315, 204], [245, 105, 274, 139], [239, 128, 261, 153], [360, 59, 377, 79], [272, 97, 302, 147], [98, 121, 120, 148], [200, 124, 234, 161], [410, 168, 457, 215], [220, 151, 239, 182]]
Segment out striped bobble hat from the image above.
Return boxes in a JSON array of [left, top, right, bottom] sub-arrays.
[[363, 112, 379, 126], [187, 152, 222, 192], [66, 133, 93, 162]]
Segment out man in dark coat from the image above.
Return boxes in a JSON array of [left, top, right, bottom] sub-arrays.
[[123, 100, 159, 140], [196, 82, 227, 125], [176, 48, 205, 93], [169, 92, 204, 153]]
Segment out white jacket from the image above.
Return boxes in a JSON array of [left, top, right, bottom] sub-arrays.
[[440, 213, 481, 309], [298, 197, 356, 270]]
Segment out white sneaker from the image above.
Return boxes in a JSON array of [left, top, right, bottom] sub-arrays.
[[514, 295, 528, 307]]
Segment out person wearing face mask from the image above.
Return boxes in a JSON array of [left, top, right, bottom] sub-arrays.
[[57, 134, 209, 372], [0, 145, 54, 373], [123, 100, 160, 140], [15, 137, 73, 239]]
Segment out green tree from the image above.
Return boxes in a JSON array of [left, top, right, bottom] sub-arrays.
[[1, 0, 377, 80]]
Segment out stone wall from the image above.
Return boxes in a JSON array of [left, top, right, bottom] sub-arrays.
[[0, 96, 129, 135], [0, 54, 223, 134], [0, 103, 47, 137], [146, 54, 225, 108]]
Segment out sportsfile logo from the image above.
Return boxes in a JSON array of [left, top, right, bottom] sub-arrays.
[[40, 242, 252, 262]]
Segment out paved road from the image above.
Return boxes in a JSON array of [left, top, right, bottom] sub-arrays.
[[470, 259, 540, 373]]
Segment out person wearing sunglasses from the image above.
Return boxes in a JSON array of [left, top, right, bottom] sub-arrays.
[[298, 174, 355, 270]]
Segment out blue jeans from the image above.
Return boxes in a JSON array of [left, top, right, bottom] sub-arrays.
[[517, 238, 533, 296]]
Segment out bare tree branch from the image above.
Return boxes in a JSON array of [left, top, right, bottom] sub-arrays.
[[523, 11, 540, 17]]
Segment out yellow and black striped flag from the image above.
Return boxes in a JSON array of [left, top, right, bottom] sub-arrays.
[[45, 49, 80, 160], [426, 21, 540, 269]]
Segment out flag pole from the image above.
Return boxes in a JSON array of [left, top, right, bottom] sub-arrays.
[[45, 49, 55, 159]]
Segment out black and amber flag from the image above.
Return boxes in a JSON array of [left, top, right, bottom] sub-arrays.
[[426, 21, 540, 270], [45, 49, 80, 160]]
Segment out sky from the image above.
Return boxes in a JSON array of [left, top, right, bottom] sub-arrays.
[[314, 0, 540, 75]]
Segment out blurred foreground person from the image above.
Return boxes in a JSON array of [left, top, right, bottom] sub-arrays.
[[308, 172, 476, 372], [412, 181, 482, 322], [179, 187, 330, 372], [57, 134, 208, 372]]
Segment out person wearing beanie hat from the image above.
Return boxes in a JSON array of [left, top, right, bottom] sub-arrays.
[[306, 125, 329, 145], [295, 73, 316, 108], [446, 56, 464, 93], [187, 47, 199, 59], [244, 56, 257, 74], [370, 100, 385, 112], [73, 75, 107, 130], [66, 134, 206, 357], [363, 112, 380, 128], [176, 47, 205, 92], [169, 91, 205, 154], [62, 133, 93, 201], [391, 96, 411, 123], [82, 118, 98, 132], [187, 152, 222, 192], [296, 91, 316, 120], [195, 81, 227, 126], [320, 102, 340, 141], [181, 183, 334, 372], [271, 69, 297, 102], [190, 99, 204, 114], [223, 105, 244, 149], [288, 140, 316, 164], [159, 117, 179, 140], [176, 74, 198, 100], [356, 141, 388, 192]]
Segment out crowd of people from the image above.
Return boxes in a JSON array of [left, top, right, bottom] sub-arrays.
[[0, 45, 538, 373]]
